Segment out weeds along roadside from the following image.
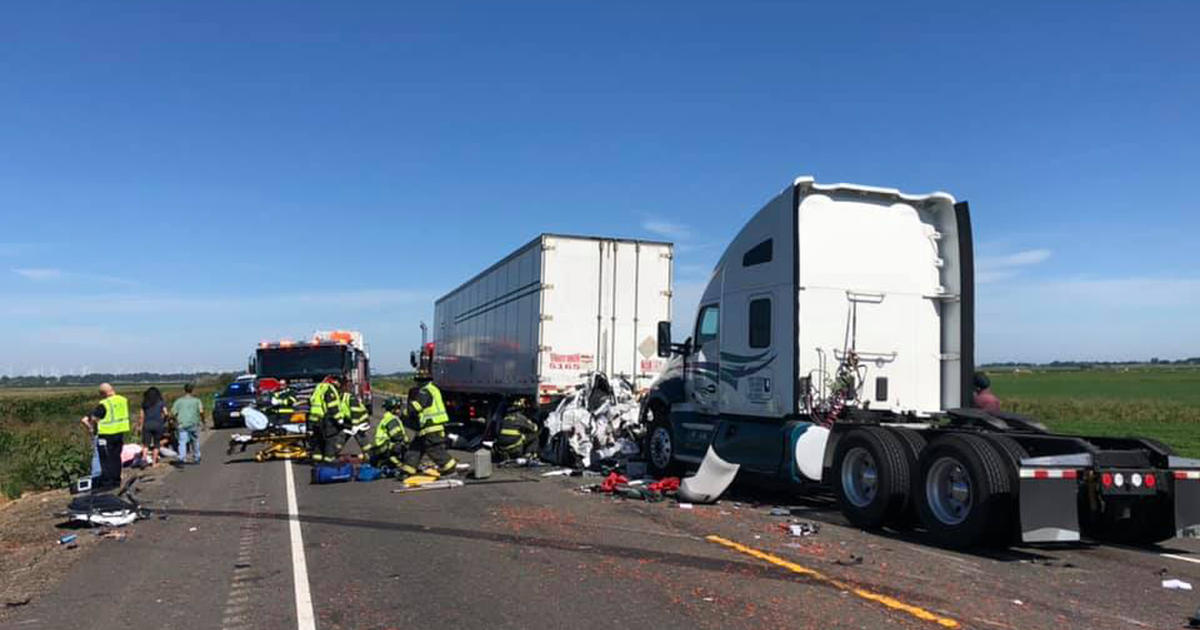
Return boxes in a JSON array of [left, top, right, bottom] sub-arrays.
[[0, 382, 220, 499]]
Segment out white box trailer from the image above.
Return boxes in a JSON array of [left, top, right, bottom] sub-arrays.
[[433, 234, 673, 418]]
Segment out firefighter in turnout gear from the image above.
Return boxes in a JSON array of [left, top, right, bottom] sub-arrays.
[[495, 397, 540, 461], [344, 391, 370, 426], [363, 397, 409, 471], [308, 376, 345, 462], [267, 380, 299, 423], [340, 390, 373, 455], [398, 378, 458, 479]]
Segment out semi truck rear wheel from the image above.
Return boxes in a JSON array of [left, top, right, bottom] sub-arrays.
[[884, 427, 927, 529], [833, 427, 912, 530], [981, 434, 1029, 545], [916, 433, 1013, 548]]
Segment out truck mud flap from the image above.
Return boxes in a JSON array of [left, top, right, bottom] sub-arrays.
[[1019, 455, 1088, 543], [1173, 473, 1200, 538]]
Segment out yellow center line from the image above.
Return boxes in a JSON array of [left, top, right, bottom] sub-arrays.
[[706, 534, 960, 629]]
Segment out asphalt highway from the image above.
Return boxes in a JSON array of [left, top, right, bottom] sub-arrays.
[[5, 427, 1200, 630]]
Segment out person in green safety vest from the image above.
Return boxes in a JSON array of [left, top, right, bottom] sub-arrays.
[[81, 383, 130, 489], [362, 397, 409, 472], [267, 380, 299, 424], [494, 397, 541, 461], [397, 377, 458, 479], [339, 389, 372, 454], [343, 391, 370, 426], [307, 375, 346, 462]]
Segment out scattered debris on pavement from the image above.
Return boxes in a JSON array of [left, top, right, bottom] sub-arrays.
[[832, 553, 863, 566], [96, 530, 127, 542], [391, 479, 465, 493], [785, 521, 821, 537]]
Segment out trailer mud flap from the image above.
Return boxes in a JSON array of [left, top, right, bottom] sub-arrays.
[[1174, 471, 1200, 537], [1019, 470, 1081, 543]]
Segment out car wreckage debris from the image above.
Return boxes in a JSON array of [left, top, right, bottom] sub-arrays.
[[542, 373, 643, 469]]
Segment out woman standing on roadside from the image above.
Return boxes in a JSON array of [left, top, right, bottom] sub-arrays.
[[138, 386, 167, 466]]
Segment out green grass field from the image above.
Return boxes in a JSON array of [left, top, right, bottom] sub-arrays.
[[0, 381, 222, 498], [987, 368, 1200, 457]]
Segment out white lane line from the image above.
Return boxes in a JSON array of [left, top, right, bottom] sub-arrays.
[[285, 460, 317, 630], [1161, 552, 1200, 565]]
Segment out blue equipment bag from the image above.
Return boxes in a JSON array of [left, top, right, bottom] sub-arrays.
[[355, 463, 382, 482], [311, 462, 354, 484]]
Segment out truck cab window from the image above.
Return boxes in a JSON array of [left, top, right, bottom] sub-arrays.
[[749, 298, 771, 348], [742, 238, 773, 267], [695, 305, 720, 347]]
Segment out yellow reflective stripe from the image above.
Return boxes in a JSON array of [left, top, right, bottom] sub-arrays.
[[418, 425, 444, 437], [499, 428, 522, 436]]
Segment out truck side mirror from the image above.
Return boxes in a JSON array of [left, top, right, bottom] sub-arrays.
[[657, 321, 673, 358], [409, 351, 418, 369]]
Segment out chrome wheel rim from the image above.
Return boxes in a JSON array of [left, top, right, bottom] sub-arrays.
[[841, 447, 879, 508], [926, 456, 973, 526]]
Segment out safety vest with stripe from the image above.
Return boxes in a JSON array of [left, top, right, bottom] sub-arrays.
[[309, 382, 341, 422], [342, 392, 368, 424], [97, 394, 131, 435], [414, 383, 449, 437], [497, 411, 537, 452], [272, 387, 298, 416], [372, 412, 407, 448]]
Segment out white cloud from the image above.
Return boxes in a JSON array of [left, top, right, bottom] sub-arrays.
[[978, 249, 1052, 268], [0, 287, 439, 374], [642, 219, 692, 241], [0, 288, 435, 318], [976, 248, 1051, 284], [12, 267, 137, 286], [977, 275, 1200, 362], [14, 267, 64, 281]]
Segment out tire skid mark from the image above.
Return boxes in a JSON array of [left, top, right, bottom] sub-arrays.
[[221, 476, 265, 630]]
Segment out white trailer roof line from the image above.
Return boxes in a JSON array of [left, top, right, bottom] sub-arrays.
[[436, 232, 673, 305], [793, 175, 957, 206]]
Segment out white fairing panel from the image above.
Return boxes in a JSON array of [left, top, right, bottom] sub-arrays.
[[701, 177, 961, 419], [796, 183, 957, 415], [794, 425, 830, 481]]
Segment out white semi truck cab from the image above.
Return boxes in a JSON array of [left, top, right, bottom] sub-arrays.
[[644, 176, 1200, 548]]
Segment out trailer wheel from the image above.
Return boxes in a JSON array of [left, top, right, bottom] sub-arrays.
[[917, 433, 1013, 548], [884, 427, 927, 529], [645, 403, 680, 478], [833, 428, 911, 530]]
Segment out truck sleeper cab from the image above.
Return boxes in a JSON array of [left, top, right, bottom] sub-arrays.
[[643, 176, 1200, 548]]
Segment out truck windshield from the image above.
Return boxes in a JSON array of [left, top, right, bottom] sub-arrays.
[[256, 347, 346, 378]]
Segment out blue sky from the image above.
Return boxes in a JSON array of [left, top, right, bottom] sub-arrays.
[[1, 1, 1197, 374]]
